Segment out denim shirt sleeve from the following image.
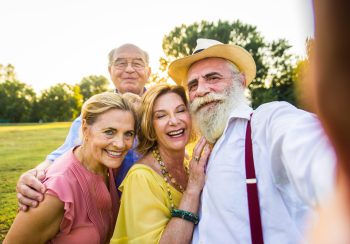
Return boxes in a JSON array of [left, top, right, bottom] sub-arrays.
[[115, 138, 140, 188], [46, 116, 82, 162]]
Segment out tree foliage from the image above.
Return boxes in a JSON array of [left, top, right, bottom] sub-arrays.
[[0, 64, 16, 82], [293, 38, 314, 111], [36, 83, 83, 122], [162, 20, 298, 108], [0, 80, 36, 122], [79, 75, 110, 101], [0, 64, 114, 122]]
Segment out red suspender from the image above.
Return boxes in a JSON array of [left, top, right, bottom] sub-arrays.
[[245, 116, 264, 244]]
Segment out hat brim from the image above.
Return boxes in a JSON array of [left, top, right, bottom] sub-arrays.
[[168, 44, 256, 86]]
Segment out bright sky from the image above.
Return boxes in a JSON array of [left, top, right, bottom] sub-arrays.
[[0, 0, 314, 92]]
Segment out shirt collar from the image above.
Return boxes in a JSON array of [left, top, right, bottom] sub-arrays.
[[228, 102, 253, 121], [114, 87, 147, 95], [212, 103, 252, 152]]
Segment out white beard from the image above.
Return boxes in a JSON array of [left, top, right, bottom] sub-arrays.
[[190, 79, 247, 143]]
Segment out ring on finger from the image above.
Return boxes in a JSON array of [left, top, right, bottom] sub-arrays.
[[194, 155, 200, 162]]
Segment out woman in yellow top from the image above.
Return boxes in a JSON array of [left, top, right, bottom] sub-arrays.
[[111, 84, 211, 243]]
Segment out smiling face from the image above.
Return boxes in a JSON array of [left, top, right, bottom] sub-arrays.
[[83, 108, 135, 171], [187, 58, 236, 103], [152, 92, 191, 153], [108, 44, 151, 96], [186, 57, 247, 143]]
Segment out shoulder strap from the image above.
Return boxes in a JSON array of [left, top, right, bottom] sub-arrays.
[[245, 115, 264, 244]]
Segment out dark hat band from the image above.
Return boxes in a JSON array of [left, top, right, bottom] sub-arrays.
[[192, 48, 204, 54]]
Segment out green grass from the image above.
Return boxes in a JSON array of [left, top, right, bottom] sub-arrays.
[[0, 122, 71, 241]]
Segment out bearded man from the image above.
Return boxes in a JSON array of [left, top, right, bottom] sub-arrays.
[[168, 39, 336, 244]]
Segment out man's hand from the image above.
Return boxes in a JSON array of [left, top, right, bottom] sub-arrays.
[[16, 160, 51, 211]]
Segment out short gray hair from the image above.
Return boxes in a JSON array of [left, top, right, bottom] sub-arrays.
[[108, 44, 150, 67]]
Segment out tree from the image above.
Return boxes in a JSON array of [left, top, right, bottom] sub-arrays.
[[37, 83, 83, 122], [0, 64, 16, 82], [162, 20, 299, 108], [0, 80, 36, 122], [293, 38, 314, 112], [79, 75, 110, 101], [250, 39, 298, 107]]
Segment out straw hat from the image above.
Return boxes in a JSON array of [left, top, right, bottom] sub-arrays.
[[168, 38, 256, 86]]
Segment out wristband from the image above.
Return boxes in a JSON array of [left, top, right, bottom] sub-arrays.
[[171, 208, 199, 225]]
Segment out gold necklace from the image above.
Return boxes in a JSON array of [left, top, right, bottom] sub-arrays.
[[153, 147, 178, 210], [152, 147, 187, 193]]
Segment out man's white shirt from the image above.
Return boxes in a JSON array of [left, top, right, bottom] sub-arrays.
[[192, 101, 336, 244]]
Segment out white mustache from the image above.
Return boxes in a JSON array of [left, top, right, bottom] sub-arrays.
[[190, 93, 227, 113]]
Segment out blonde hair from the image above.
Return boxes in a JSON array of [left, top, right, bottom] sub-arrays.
[[137, 84, 194, 155], [81, 92, 138, 132], [122, 92, 141, 110]]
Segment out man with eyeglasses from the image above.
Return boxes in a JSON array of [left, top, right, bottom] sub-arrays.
[[108, 44, 151, 96], [16, 43, 151, 211]]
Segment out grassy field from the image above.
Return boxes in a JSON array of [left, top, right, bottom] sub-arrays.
[[0, 122, 71, 241]]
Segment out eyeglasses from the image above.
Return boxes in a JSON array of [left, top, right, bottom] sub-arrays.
[[112, 58, 146, 70]]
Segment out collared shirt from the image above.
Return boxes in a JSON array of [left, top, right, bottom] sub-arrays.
[[46, 115, 140, 187], [192, 101, 336, 244]]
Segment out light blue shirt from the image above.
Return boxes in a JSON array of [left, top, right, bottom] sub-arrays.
[[46, 116, 140, 187]]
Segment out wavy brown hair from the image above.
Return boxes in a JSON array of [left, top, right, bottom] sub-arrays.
[[137, 84, 194, 155]]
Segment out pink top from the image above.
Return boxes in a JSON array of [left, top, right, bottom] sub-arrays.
[[43, 148, 119, 244]]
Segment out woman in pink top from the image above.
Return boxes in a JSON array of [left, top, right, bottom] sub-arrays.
[[4, 92, 138, 244]]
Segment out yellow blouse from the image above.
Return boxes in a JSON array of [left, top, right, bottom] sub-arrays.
[[110, 164, 182, 244]]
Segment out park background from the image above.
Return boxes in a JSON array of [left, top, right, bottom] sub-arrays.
[[0, 0, 313, 241]]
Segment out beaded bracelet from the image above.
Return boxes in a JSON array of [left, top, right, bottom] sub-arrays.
[[171, 208, 199, 225]]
